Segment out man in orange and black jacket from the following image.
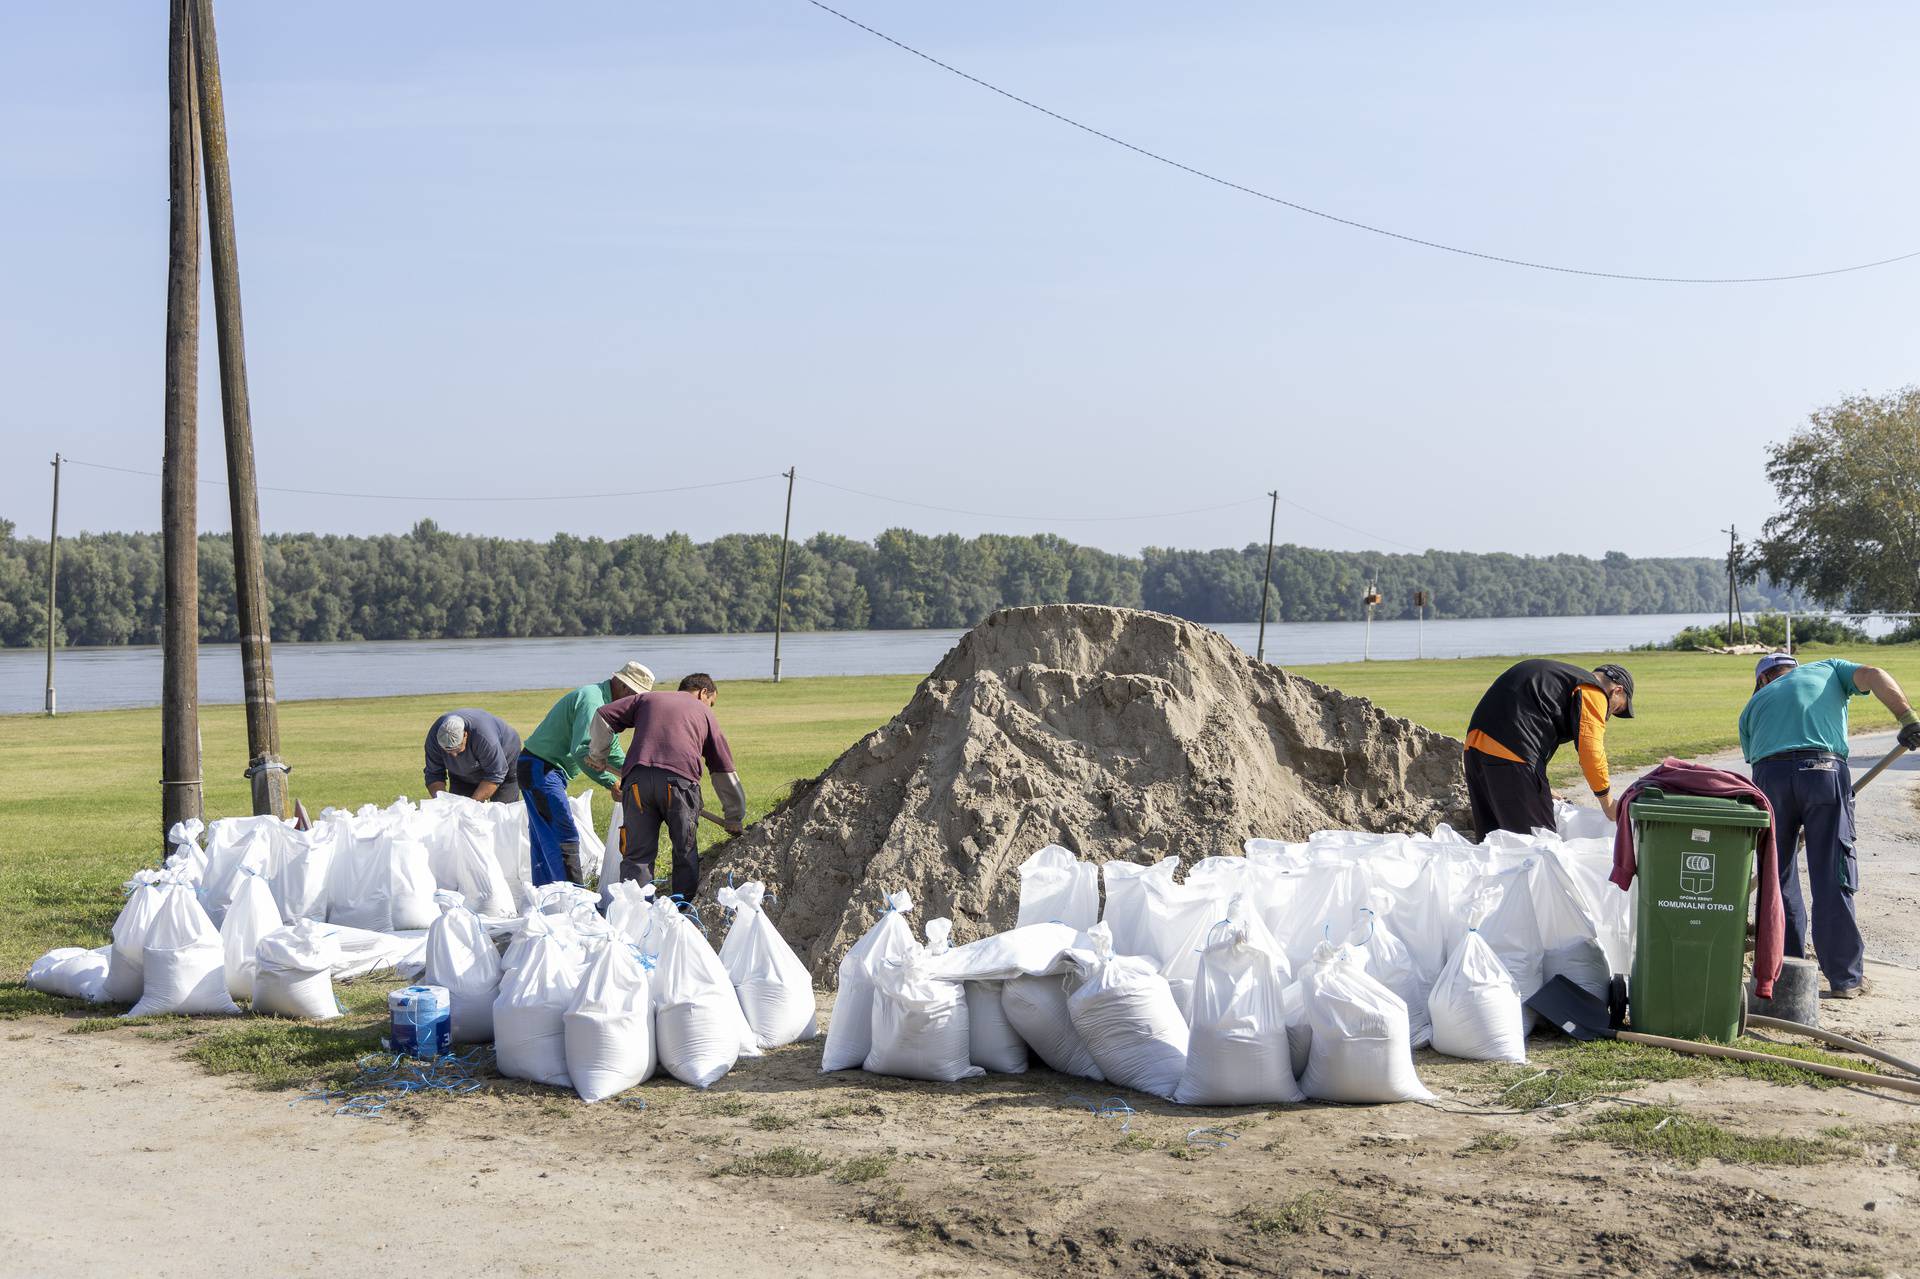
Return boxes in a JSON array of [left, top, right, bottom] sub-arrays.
[[1463, 659, 1635, 839]]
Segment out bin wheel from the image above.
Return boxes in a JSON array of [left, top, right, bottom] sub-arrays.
[[1607, 974, 1629, 1029]]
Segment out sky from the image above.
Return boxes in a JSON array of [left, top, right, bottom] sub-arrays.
[[3, 1, 1916, 560]]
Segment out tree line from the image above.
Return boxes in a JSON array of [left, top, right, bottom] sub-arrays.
[[0, 518, 1798, 648]]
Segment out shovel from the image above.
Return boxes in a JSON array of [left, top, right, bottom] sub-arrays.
[[1525, 976, 1920, 1097], [1850, 742, 1909, 796]]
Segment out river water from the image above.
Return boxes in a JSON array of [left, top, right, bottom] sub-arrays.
[[1, 613, 1732, 715]]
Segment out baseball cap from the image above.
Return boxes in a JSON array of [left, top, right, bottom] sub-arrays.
[[434, 714, 467, 750], [1754, 652, 1799, 682], [613, 661, 655, 695], [1593, 664, 1635, 718]]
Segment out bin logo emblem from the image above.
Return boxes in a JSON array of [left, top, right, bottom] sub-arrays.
[[1680, 852, 1714, 897]]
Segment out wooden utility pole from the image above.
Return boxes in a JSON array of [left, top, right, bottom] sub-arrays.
[[1723, 525, 1737, 643], [772, 467, 796, 682], [1255, 489, 1277, 663], [161, 0, 204, 838], [44, 454, 60, 716], [193, 0, 288, 816]]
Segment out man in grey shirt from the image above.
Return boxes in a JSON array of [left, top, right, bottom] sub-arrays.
[[424, 708, 524, 803]]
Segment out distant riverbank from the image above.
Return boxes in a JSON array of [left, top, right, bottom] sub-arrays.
[[3, 613, 1730, 714]]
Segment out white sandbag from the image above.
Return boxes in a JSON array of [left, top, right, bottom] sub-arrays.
[[1473, 865, 1547, 1031], [423, 892, 505, 1043], [1017, 845, 1099, 929], [483, 799, 535, 913], [1066, 923, 1189, 1100], [606, 880, 657, 945], [221, 867, 281, 1001], [163, 818, 208, 883], [598, 802, 625, 908], [1297, 942, 1432, 1104], [965, 980, 1028, 1073], [105, 871, 179, 1004], [326, 816, 398, 932], [1386, 855, 1451, 990], [1001, 973, 1104, 1081], [928, 922, 1082, 982], [1175, 906, 1304, 1107], [494, 933, 585, 1088], [203, 819, 283, 925], [1544, 938, 1612, 1003], [1351, 908, 1432, 1050], [569, 792, 607, 887], [433, 805, 518, 918], [128, 888, 239, 1018], [1559, 840, 1635, 976], [1554, 800, 1616, 842], [564, 939, 656, 1102], [1276, 860, 1370, 976], [1428, 928, 1527, 1064], [651, 901, 744, 1088], [267, 820, 338, 922], [253, 918, 346, 1020], [864, 945, 982, 1083], [716, 881, 818, 1048], [26, 946, 111, 1003], [330, 923, 429, 980], [390, 837, 439, 930], [821, 890, 916, 1072], [1100, 858, 1178, 959]]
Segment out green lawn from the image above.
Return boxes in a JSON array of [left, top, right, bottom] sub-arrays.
[[6, 641, 1917, 995]]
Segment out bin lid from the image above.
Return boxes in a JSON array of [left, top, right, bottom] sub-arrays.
[[1628, 787, 1770, 829]]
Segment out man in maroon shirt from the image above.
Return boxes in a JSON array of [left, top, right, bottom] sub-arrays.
[[585, 672, 746, 905]]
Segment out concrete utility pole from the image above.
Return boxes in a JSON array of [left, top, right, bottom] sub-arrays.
[[772, 467, 796, 682], [1256, 490, 1277, 663], [193, 0, 288, 816], [161, 0, 204, 838], [44, 454, 60, 716]]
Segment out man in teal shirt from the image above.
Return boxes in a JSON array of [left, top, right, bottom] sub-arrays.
[[516, 661, 654, 886], [1740, 654, 1920, 998]]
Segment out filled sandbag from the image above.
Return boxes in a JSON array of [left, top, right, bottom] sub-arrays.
[[1428, 927, 1527, 1064], [1100, 858, 1180, 959], [423, 892, 505, 1043], [253, 919, 347, 1020], [202, 816, 283, 924], [598, 802, 625, 909], [1297, 942, 1432, 1104], [389, 838, 439, 930], [564, 939, 655, 1102], [494, 933, 586, 1088], [606, 880, 657, 944], [1276, 860, 1369, 976], [267, 819, 339, 922], [569, 792, 607, 887], [820, 890, 915, 1072], [220, 866, 281, 1001], [127, 888, 239, 1018], [26, 946, 111, 1003], [650, 901, 744, 1089], [1473, 865, 1547, 1031], [1001, 974, 1104, 1080], [965, 980, 1028, 1074], [864, 945, 982, 1083], [432, 805, 518, 918], [163, 818, 208, 883], [927, 922, 1082, 982], [105, 872, 176, 1005], [1175, 906, 1304, 1106], [1016, 845, 1099, 929], [327, 819, 435, 933], [1351, 908, 1433, 1050], [1066, 924, 1189, 1100], [716, 881, 818, 1048]]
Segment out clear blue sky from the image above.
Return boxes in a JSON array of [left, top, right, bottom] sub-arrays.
[[4, 1, 1915, 559]]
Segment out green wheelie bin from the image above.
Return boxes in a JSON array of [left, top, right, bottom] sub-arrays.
[[1628, 788, 1772, 1042]]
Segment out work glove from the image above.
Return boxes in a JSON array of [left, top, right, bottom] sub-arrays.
[[1898, 712, 1920, 752]]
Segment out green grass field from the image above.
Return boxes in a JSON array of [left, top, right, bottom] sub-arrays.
[[4, 642, 1916, 994]]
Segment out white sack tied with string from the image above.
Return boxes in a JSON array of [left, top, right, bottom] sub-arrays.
[[1001, 973, 1103, 1081], [422, 891, 505, 1043], [493, 931, 587, 1088], [1016, 844, 1099, 929], [1066, 922, 1189, 1101], [252, 918, 347, 1020], [432, 805, 518, 918], [1100, 858, 1179, 959], [26, 946, 110, 1003], [649, 900, 746, 1089], [163, 818, 207, 883], [1350, 905, 1433, 1050], [920, 918, 1028, 1074], [127, 886, 240, 1018], [821, 890, 915, 1073], [564, 938, 656, 1102], [220, 866, 282, 1001], [606, 880, 657, 945], [1175, 897, 1303, 1106], [864, 927, 982, 1083], [1427, 924, 1527, 1064], [716, 880, 817, 1048], [105, 870, 178, 1005], [201, 816, 281, 925], [1297, 942, 1432, 1104], [267, 819, 339, 923]]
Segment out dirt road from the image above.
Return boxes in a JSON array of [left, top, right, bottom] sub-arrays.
[[6, 734, 1919, 1277]]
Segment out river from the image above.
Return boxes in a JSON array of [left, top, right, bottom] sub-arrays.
[[0, 613, 1736, 715]]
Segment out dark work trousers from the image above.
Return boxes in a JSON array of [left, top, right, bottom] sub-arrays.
[[451, 772, 522, 804], [620, 764, 702, 904], [1752, 751, 1863, 992], [1465, 750, 1556, 840], [517, 752, 582, 888]]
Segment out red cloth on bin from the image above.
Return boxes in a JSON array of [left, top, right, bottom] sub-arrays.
[[1608, 757, 1784, 998]]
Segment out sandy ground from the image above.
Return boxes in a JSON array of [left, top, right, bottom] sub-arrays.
[[6, 734, 1919, 1278]]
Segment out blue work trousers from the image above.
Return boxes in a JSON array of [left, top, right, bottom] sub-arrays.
[[517, 752, 582, 888], [1752, 751, 1863, 992]]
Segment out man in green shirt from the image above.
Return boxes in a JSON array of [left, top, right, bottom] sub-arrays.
[[516, 661, 654, 887], [1739, 654, 1920, 998]]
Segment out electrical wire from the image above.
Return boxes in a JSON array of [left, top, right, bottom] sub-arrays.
[[58, 457, 784, 503], [801, 0, 1920, 285]]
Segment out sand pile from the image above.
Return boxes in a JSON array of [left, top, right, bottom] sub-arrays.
[[703, 605, 1470, 981]]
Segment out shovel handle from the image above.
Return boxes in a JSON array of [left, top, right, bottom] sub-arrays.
[[1852, 744, 1909, 796], [698, 808, 737, 832], [1743, 1014, 1920, 1079], [1614, 1028, 1920, 1097]]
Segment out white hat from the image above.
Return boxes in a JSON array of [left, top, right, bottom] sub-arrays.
[[435, 714, 467, 750], [613, 662, 655, 695]]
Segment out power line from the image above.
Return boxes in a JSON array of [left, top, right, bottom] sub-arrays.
[[59, 457, 785, 503], [801, 0, 1920, 285]]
